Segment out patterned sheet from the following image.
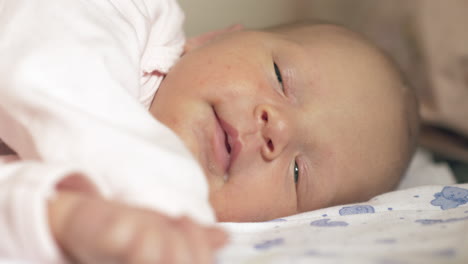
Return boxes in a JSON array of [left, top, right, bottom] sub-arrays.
[[217, 184, 468, 264]]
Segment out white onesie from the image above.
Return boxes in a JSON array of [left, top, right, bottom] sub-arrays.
[[0, 0, 215, 263]]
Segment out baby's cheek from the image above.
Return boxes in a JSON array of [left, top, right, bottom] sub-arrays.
[[213, 181, 293, 222]]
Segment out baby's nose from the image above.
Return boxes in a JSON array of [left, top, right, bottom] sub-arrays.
[[254, 104, 291, 161]]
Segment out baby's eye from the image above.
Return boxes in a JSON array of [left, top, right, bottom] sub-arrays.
[[274, 62, 284, 91], [294, 161, 299, 183]]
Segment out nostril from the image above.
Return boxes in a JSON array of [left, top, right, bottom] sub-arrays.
[[267, 139, 274, 152], [262, 111, 268, 122]]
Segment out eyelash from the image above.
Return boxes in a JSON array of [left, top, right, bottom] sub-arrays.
[[273, 62, 285, 93], [294, 161, 299, 184]]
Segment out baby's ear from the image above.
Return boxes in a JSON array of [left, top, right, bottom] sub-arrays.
[[184, 24, 243, 53]]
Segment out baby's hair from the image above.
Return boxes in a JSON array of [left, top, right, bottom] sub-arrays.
[[266, 20, 421, 191]]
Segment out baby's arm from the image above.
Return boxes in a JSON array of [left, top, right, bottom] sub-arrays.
[[48, 176, 227, 264]]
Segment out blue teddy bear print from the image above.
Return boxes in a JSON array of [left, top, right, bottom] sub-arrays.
[[431, 186, 468, 210], [310, 218, 349, 227], [339, 205, 375, 216], [254, 238, 284, 250]]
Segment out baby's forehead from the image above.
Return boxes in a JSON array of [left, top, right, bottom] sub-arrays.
[[270, 24, 398, 85], [273, 24, 375, 54]]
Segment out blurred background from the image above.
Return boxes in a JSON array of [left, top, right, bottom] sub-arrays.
[[178, 0, 298, 37], [178, 0, 468, 182]]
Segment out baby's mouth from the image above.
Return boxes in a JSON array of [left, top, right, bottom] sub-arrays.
[[212, 108, 241, 179], [218, 115, 241, 174], [212, 108, 231, 178], [224, 131, 232, 154]]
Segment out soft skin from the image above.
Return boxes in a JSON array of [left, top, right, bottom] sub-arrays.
[[150, 24, 411, 222]]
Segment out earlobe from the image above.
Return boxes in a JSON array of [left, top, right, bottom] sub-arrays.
[[183, 24, 244, 54]]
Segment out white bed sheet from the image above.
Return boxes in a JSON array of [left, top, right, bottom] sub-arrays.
[[216, 150, 468, 263]]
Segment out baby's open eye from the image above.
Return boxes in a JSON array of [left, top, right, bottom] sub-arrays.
[[273, 62, 284, 91], [294, 161, 299, 183]]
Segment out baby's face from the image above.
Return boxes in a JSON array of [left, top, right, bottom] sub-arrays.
[[151, 25, 406, 222]]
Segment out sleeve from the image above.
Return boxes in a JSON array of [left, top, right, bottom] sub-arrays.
[[0, 161, 95, 264], [128, 0, 187, 107], [0, 0, 214, 228], [140, 0, 186, 74]]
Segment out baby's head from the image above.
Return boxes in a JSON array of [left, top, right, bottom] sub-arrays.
[[150, 22, 419, 222]]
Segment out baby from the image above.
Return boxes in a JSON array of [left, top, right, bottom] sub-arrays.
[[0, 1, 419, 263], [151, 22, 420, 222]]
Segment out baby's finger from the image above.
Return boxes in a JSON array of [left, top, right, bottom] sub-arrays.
[[205, 226, 229, 249], [175, 217, 213, 264], [129, 215, 194, 264], [165, 225, 194, 264], [125, 223, 164, 264]]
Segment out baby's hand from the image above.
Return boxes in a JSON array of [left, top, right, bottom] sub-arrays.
[[48, 191, 227, 264]]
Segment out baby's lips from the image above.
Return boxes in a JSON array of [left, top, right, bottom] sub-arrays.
[[218, 117, 241, 172]]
